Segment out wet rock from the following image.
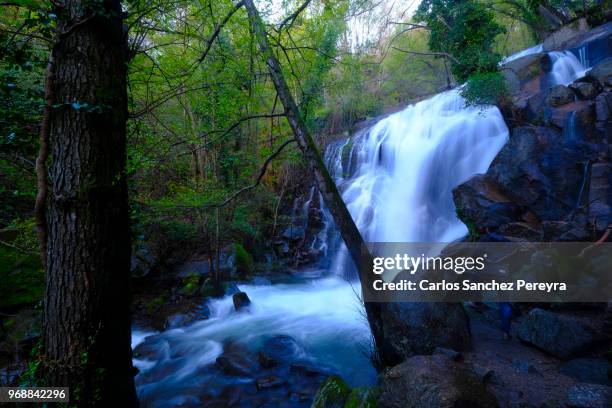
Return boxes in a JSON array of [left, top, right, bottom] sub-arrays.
[[546, 100, 595, 129], [517, 308, 603, 359], [546, 85, 575, 107], [132, 334, 166, 361], [258, 335, 302, 368], [290, 361, 330, 377], [376, 302, 471, 367], [165, 313, 194, 329], [312, 376, 350, 408], [566, 383, 612, 408], [560, 358, 612, 386], [586, 57, 612, 87], [571, 81, 599, 100], [588, 163, 611, 231], [378, 355, 499, 408], [502, 53, 550, 95], [256, 375, 286, 390], [232, 292, 251, 311], [215, 343, 257, 377]]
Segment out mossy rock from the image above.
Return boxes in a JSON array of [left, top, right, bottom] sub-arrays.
[[234, 243, 254, 278], [344, 386, 378, 408], [312, 376, 350, 408], [179, 272, 201, 296]]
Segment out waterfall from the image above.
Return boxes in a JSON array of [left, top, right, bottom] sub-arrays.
[[549, 50, 587, 86], [501, 43, 543, 64], [318, 89, 509, 277], [133, 76, 512, 407]]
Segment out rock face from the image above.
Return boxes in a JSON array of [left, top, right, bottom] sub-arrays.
[[516, 308, 605, 359], [375, 302, 471, 367], [377, 355, 499, 408]]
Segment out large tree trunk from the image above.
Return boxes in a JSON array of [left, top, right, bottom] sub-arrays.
[[242, 0, 384, 352], [41, 1, 138, 405]]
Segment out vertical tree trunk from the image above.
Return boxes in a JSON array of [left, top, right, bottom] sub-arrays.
[[41, 1, 138, 405], [242, 0, 384, 351]]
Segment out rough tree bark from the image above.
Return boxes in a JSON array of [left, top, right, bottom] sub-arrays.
[[40, 0, 138, 405]]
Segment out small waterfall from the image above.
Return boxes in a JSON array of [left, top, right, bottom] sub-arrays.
[[501, 43, 543, 64], [549, 50, 587, 86], [578, 45, 589, 67]]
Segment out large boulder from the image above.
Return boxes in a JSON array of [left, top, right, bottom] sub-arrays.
[[502, 53, 550, 95], [377, 355, 499, 408], [453, 175, 521, 235], [586, 57, 612, 88], [545, 85, 575, 107], [375, 302, 471, 367], [487, 125, 596, 222], [258, 335, 303, 368], [215, 342, 257, 377], [571, 81, 599, 100], [517, 308, 605, 359]]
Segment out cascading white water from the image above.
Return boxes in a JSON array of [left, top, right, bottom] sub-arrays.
[[501, 43, 543, 64], [133, 88, 510, 406], [549, 50, 587, 86], [325, 89, 509, 276]]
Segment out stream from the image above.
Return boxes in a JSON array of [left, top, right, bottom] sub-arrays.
[[132, 48, 588, 407]]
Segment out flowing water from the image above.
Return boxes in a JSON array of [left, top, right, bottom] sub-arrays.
[[133, 47, 596, 406], [549, 50, 587, 86]]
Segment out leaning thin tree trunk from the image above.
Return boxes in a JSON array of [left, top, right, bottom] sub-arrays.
[[41, 1, 138, 406], [243, 0, 384, 350]]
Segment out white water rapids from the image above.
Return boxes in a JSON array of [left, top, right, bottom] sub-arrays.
[[133, 49, 590, 405]]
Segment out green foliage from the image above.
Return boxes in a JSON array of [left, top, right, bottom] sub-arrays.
[[234, 243, 254, 278], [180, 272, 201, 296], [146, 296, 166, 314], [461, 71, 509, 107], [0, 245, 43, 309], [344, 386, 379, 408], [415, 0, 506, 82], [312, 375, 351, 408]]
